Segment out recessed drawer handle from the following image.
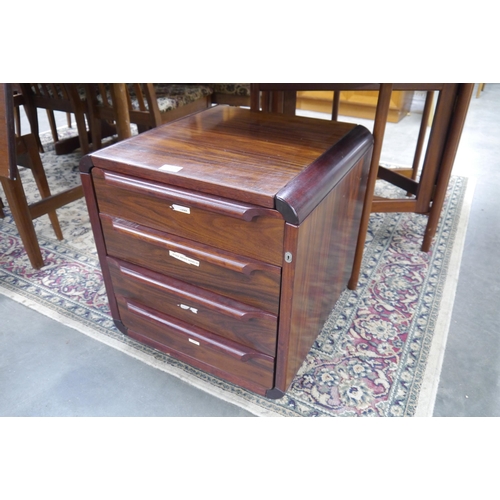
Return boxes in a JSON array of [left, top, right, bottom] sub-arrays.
[[109, 217, 275, 276], [127, 301, 272, 362], [118, 261, 277, 324], [101, 170, 278, 221]]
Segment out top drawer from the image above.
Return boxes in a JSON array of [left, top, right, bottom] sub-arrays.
[[92, 168, 285, 266]]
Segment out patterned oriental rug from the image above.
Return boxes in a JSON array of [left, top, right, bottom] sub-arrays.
[[0, 131, 474, 417]]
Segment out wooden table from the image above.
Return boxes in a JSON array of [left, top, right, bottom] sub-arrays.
[[250, 83, 474, 288], [80, 106, 374, 397]]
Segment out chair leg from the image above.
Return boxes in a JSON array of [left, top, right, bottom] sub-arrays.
[[13, 105, 21, 137], [110, 84, 132, 141], [84, 94, 103, 151], [92, 118, 103, 151], [22, 134, 64, 240], [46, 109, 59, 143], [0, 174, 45, 269], [348, 84, 394, 290], [22, 102, 44, 153], [73, 111, 90, 154]]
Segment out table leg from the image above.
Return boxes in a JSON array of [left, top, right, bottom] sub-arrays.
[[422, 83, 474, 251], [348, 84, 393, 290], [111, 84, 132, 141]]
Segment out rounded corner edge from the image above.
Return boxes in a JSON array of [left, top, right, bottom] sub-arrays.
[[275, 196, 300, 225], [79, 154, 95, 174]]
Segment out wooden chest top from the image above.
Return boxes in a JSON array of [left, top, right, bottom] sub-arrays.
[[85, 106, 363, 209]]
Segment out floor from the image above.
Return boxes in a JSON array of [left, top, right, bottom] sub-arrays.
[[1, 84, 499, 417]]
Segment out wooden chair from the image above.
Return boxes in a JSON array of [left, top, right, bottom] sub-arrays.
[[85, 84, 214, 150], [0, 83, 84, 269], [19, 83, 91, 155], [250, 83, 474, 289]]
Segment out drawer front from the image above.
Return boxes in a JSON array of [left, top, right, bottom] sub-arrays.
[[101, 215, 282, 315], [108, 257, 278, 356], [118, 298, 275, 391], [93, 168, 285, 266]]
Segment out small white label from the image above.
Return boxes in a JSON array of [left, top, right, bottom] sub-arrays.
[[179, 304, 198, 314], [169, 250, 199, 267], [188, 338, 200, 346], [159, 164, 183, 173], [171, 204, 190, 214]]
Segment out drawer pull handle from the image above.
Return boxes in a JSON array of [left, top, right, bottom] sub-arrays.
[[127, 301, 273, 363], [170, 204, 190, 214], [159, 164, 183, 173], [109, 218, 277, 276], [169, 250, 200, 267], [99, 170, 280, 221], [179, 304, 198, 314], [116, 260, 278, 324]]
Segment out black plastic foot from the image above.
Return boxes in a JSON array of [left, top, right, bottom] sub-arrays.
[[265, 388, 286, 399]]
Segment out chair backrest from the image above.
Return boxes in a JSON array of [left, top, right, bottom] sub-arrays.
[[126, 83, 162, 128], [18, 83, 91, 154], [0, 83, 17, 180], [85, 83, 114, 121]]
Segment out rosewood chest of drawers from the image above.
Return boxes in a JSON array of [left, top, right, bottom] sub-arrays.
[[80, 106, 373, 398]]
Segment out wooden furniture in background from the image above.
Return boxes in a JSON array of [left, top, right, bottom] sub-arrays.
[[19, 83, 91, 155], [296, 89, 415, 123], [0, 85, 15, 180], [80, 106, 373, 397], [85, 84, 213, 150], [210, 83, 251, 107], [250, 83, 474, 289], [83, 83, 127, 150], [0, 84, 84, 269]]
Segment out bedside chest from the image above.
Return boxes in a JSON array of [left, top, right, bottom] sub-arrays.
[[80, 106, 373, 398]]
